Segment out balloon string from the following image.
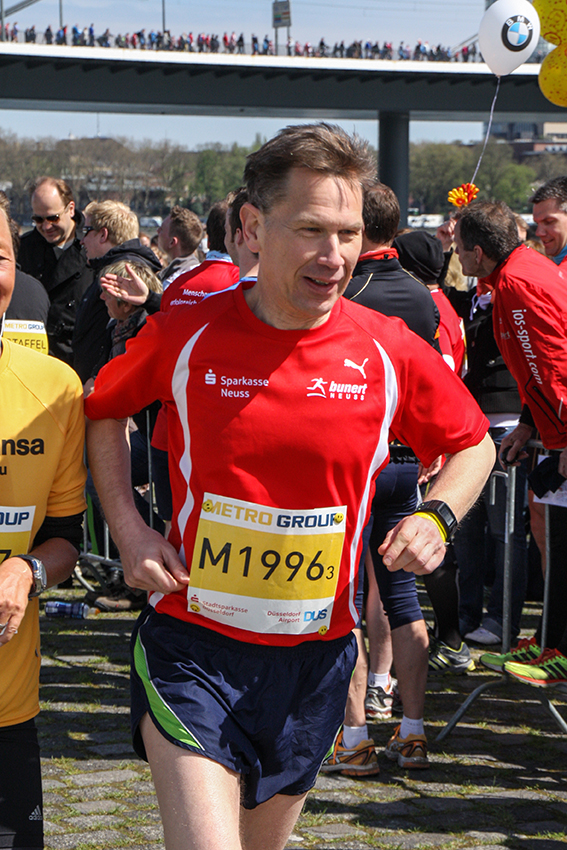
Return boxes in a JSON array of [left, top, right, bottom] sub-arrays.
[[471, 76, 501, 186]]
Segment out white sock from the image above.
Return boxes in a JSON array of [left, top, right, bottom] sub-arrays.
[[342, 724, 368, 748], [399, 716, 424, 738], [368, 671, 391, 691]]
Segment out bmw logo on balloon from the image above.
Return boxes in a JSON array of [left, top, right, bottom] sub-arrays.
[[501, 15, 534, 52]]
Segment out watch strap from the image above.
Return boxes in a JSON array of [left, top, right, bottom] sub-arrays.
[[416, 500, 458, 541], [15, 554, 47, 598]]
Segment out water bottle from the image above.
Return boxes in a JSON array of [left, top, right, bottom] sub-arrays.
[[44, 601, 92, 619]]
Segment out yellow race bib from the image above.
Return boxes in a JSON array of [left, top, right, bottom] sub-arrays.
[[0, 506, 35, 563], [189, 494, 346, 636], [4, 320, 49, 356]]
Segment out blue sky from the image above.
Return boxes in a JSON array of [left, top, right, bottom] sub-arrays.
[[2, 0, 487, 146]]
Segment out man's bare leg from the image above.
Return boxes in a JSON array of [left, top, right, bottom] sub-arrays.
[[343, 627, 368, 728], [365, 554, 393, 676], [390, 619, 429, 719], [240, 792, 307, 850], [140, 713, 241, 850]]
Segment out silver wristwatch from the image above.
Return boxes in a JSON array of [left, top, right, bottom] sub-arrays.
[[16, 554, 48, 598]]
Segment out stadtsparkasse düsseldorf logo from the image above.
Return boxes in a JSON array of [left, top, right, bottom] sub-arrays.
[[501, 15, 534, 52]]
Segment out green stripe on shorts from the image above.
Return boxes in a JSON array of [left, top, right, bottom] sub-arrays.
[[134, 631, 204, 750]]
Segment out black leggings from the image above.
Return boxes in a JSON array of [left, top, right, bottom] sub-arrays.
[[0, 719, 43, 849], [537, 505, 567, 652]]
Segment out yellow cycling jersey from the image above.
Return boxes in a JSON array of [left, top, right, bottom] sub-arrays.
[[0, 340, 86, 727]]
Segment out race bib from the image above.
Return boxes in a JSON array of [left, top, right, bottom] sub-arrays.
[[0, 506, 35, 564], [4, 320, 49, 355], [188, 494, 346, 635]]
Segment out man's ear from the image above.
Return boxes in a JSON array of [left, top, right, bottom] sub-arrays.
[[240, 202, 263, 254], [68, 200, 76, 218], [99, 227, 110, 245], [474, 245, 483, 265]]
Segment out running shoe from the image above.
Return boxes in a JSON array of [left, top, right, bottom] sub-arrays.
[[384, 725, 429, 769], [504, 647, 567, 688], [479, 636, 541, 673], [428, 638, 475, 675], [464, 626, 501, 645], [365, 678, 397, 720], [320, 729, 380, 776]]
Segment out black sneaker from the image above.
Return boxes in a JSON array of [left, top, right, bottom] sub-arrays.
[[428, 638, 475, 675]]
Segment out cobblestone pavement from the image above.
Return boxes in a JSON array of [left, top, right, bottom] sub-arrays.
[[38, 587, 567, 850]]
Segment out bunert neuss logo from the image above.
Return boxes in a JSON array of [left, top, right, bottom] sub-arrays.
[[501, 15, 534, 52]]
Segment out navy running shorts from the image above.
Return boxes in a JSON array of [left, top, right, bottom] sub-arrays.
[[130, 608, 357, 808]]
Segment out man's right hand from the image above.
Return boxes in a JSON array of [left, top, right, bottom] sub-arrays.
[[116, 523, 190, 595], [498, 422, 533, 468], [436, 218, 456, 252]]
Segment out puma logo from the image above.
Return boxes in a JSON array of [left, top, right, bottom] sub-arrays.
[[344, 358, 368, 380]]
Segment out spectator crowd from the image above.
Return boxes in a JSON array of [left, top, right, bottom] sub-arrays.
[[1, 20, 488, 62]]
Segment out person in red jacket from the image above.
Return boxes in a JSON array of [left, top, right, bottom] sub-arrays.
[[160, 201, 239, 311], [454, 200, 567, 688]]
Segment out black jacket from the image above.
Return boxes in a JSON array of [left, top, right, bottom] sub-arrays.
[[343, 253, 440, 346], [463, 299, 521, 416], [72, 239, 162, 383], [18, 213, 94, 365], [6, 268, 50, 324]]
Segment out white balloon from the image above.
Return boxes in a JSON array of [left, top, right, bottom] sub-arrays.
[[478, 0, 540, 76]]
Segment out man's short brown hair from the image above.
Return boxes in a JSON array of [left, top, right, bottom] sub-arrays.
[[168, 206, 203, 255], [530, 176, 567, 212], [206, 201, 229, 253], [29, 176, 74, 208], [363, 182, 400, 245], [84, 200, 139, 246], [226, 187, 248, 240], [456, 201, 520, 263], [244, 123, 376, 213]]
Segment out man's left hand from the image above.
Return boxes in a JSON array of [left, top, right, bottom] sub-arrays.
[[0, 558, 34, 646], [378, 514, 446, 575]]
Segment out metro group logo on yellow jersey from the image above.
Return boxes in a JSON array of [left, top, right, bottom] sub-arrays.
[[3, 320, 48, 355]]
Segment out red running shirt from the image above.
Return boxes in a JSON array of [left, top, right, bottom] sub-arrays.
[[86, 284, 488, 646]]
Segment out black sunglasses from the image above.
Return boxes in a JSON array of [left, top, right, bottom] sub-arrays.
[[82, 226, 96, 236], [32, 210, 66, 224], [31, 201, 72, 225]]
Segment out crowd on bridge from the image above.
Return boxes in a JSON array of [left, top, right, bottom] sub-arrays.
[[1, 20, 488, 62], [0, 121, 566, 850]]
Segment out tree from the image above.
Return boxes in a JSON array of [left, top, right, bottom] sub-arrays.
[[409, 142, 474, 213]]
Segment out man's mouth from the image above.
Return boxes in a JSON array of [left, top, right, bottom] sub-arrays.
[[306, 276, 335, 287]]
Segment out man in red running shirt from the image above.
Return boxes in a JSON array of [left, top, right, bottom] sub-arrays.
[[85, 124, 494, 850]]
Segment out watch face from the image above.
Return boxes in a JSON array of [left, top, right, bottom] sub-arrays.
[[25, 556, 47, 595]]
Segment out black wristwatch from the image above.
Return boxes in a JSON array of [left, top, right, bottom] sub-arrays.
[[417, 500, 458, 541], [16, 554, 48, 598]]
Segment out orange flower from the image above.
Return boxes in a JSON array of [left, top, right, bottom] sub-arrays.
[[448, 183, 479, 207]]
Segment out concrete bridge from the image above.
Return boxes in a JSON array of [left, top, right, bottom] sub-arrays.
[[0, 42, 562, 214]]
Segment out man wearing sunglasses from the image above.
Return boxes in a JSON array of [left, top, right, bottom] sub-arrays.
[[18, 177, 93, 365]]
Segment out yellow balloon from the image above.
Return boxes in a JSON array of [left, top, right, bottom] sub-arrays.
[[539, 48, 567, 106], [534, 0, 567, 38], [534, 0, 567, 106]]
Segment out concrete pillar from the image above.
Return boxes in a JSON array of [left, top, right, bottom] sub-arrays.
[[378, 111, 410, 227]]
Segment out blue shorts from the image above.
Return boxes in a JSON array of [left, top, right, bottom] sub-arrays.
[[369, 460, 423, 630], [130, 608, 357, 808]]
